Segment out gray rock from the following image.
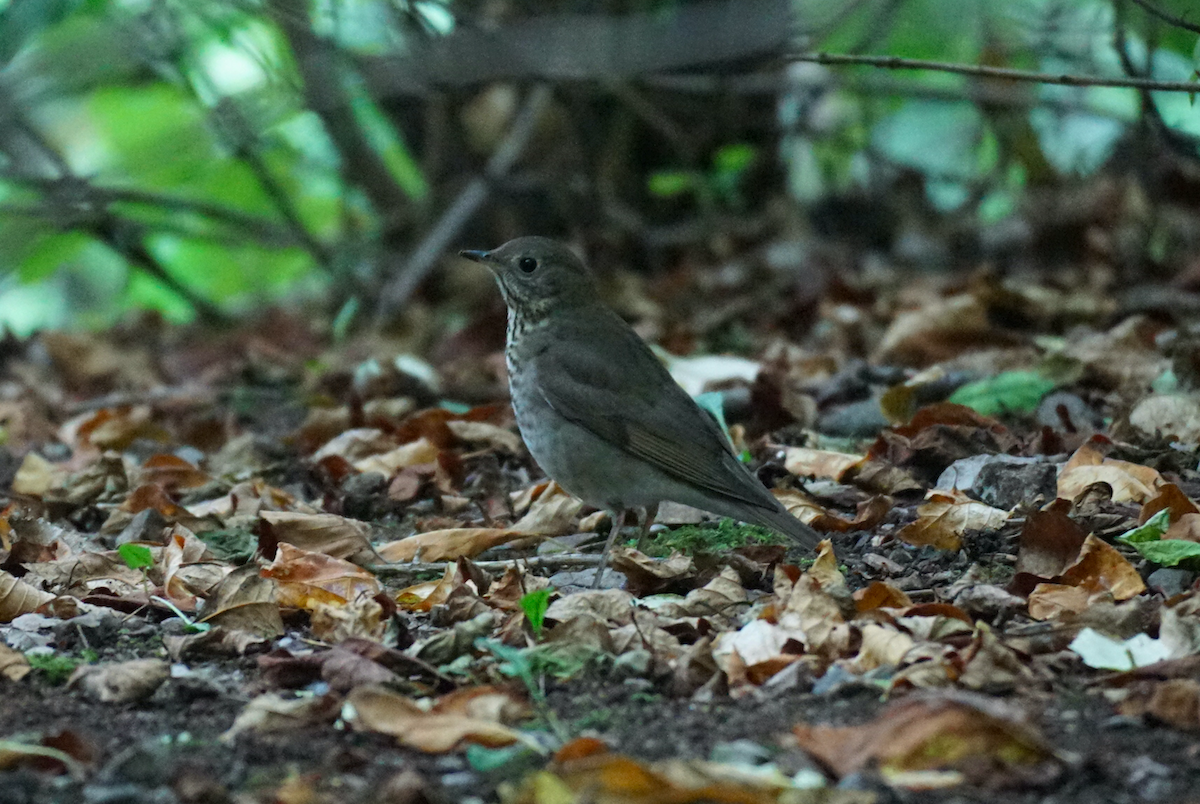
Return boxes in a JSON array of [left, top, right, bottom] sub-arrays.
[[936, 454, 1058, 509], [1147, 568, 1196, 598]]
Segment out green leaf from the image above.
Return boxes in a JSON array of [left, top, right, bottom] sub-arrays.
[[1130, 539, 1200, 569], [117, 543, 154, 570], [948, 371, 1056, 416], [519, 589, 550, 637], [1117, 509, 1171, 545], [712, 143, 756, 176], [647, 171, 696, 198]]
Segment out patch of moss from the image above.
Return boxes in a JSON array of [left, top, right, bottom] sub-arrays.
[[646, 519, 782, 557], [26, 653, 82, 685]]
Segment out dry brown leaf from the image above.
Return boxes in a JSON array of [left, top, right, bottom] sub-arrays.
[[139, 453, 210, 491], [223, 692, 341, 739], [353, 437, 439, 476], [395, 563, 466, 613], [792, 693, 1061, 787], [197, 564, 285, 637], [505, 738, 800, 804], [68, 659, 169, 703], [855, 582, 914, 612], [1014, 499, 1087, 582], [1058, 534, 1146, 600], [508, 482, 582, 535], [11, 453, 65, 497], [444, 420, 522, 453], [310, 596, 387, 643], [262, 543, 381, 610], [849, 623, 916, 673], [377, 528, 527, 563], [261, 511, 374, 562], [346, 685, 527, 752], [897, 491, 1010, 551], [783, 447, 864, 480], [1117, 678, 1200, 730], [545, 589, 635, 624], [0, 642, 31, 681], [1140, 483, 1200, 525]]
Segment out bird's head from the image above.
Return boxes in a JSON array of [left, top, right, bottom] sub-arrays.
[[460, 236, 597, 319]]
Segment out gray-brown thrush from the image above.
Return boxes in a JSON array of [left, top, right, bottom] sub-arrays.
[[461, 237, 821, 585]]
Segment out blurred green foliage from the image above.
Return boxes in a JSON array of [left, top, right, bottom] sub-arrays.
[[0, 0, 1197, 334]]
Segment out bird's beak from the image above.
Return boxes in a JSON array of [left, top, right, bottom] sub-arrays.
[[459, 249, 491, 264]]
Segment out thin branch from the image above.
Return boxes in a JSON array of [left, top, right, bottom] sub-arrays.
[[0, 172, 297, 243], [94, 219, 228, 324], [210, 99, 336, 272], [1129, 0, 1200, 34], [372, 84, 553, 326], [790, 51, 1200, 93]]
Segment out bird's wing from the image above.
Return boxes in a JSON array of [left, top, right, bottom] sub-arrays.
[[529, 310, 775, 510]]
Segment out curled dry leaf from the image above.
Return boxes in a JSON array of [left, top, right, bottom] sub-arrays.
[[0, 570, 55, 622], [346, 684, 528, 753], [68, 659, 169, 703], [1027, 534, 1146, 620], [1057, 440, 1163, 504], [1013, 500, 1088, 585], [444, 419, 522, 453], [855, 581, 913, 612], [897, 490, 1010, 552], [545, 589, 635, 625], [223, 692, 341, 740], [353, 437, 439, 476], [311, 427, 393, 462]]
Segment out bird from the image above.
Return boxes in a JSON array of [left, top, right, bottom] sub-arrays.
[[460, 237, 821, 586]]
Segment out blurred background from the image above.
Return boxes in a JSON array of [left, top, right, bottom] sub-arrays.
[[0, 0, 1198, 347]]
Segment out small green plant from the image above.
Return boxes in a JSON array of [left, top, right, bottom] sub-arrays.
[[519, 589, 551, 638], [477, 639, 569, 744]]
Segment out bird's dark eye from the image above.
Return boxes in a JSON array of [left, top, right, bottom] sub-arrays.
[[517, 256, 538, 273]]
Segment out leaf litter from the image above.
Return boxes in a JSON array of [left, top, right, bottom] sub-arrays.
[[3, 271, 1200, 802]]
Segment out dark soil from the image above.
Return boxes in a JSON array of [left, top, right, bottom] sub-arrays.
[[4, 664, 1199, 803]]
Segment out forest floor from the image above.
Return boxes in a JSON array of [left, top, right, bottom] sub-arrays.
[[4, 254, 1200, 804]]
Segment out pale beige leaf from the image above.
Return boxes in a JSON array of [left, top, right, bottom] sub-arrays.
[[0, 571, 54, 622]]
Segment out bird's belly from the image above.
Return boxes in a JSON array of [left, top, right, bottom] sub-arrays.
[[510, 385, 661, 511]]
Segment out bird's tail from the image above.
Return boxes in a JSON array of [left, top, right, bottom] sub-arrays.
[[742, 503, 823, 550]]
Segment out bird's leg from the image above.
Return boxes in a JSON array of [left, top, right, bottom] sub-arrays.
[[592, 509, 626, 589], [634, 502, 659, 553]]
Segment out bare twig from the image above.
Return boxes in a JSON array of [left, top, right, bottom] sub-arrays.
[[790, 51, 1200, 93], [372, 84, 553, 326], [370, 552, 602, 579]]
